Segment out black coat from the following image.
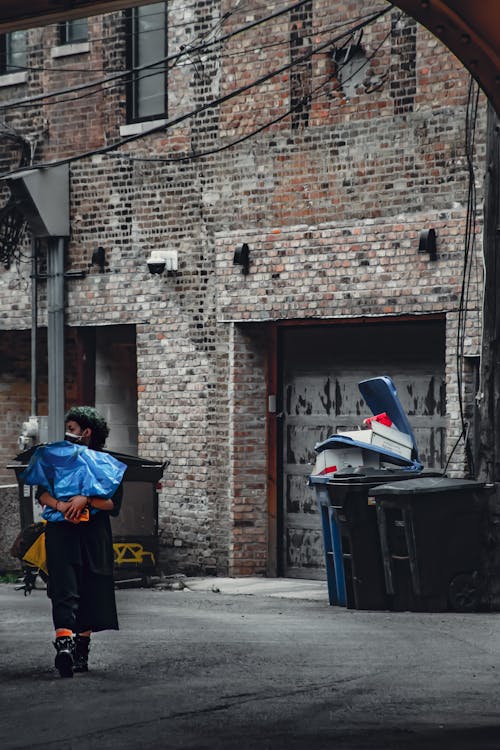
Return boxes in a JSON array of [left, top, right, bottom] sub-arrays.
[[42, 485, 123, 632], [45, 506, 117, 576]]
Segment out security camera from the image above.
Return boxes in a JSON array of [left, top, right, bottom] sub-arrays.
[[146, 251, 166, 275], [146, 250, 179, 275]]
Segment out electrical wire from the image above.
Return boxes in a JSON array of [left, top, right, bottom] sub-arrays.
[[132, 73, 335, 165], [3, 6, 395, 273], [0, 4, 386, 110], [0, 8, 388, 159], [0, 0, 323, 112], [127, 16, 395, 166], [1, 11, 384, 116], [4, 7, 384, 77], [445, 75, 481, 476], [32, 0, 262, 53], [2, 5, 390, 177], [6, 14, 365, 113]]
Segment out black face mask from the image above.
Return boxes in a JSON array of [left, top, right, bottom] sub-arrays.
[[65, 432, 84, 444]]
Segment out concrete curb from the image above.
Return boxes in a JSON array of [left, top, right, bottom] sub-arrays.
[[179, 576, 328, 601]]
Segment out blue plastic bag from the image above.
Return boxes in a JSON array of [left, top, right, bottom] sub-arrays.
[[21, 441, 127, 522]]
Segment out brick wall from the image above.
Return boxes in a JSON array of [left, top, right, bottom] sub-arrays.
[[230, 325, 269, 575], [0, 1, 488, 575]]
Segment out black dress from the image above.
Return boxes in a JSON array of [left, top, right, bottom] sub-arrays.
[[43, 485, 122, 633]]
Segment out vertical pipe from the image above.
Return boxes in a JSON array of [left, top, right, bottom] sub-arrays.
[[267, 323, 279, 577], [476, 104, 500, 482], [30, 236, 37, 417], [47, 236, 65, 441]]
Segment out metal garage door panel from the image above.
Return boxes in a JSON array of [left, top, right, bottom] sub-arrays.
[[281, 322, 446, 580], [283, 371, 369, 579]]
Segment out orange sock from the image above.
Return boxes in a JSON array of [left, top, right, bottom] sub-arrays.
[[55, 628, 73, 638]]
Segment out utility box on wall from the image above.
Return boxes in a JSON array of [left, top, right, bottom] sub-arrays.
[[3, 165, 69, 238]]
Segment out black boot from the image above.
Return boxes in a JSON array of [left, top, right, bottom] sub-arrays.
[[73, 635, 90, 673], [53, 636, 74, 678]]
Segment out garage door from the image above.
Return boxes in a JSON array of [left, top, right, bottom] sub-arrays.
[[281, 320, 446, 579]]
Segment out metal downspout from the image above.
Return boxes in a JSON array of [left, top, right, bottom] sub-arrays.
[[30, 237, 37, 417], [47, 236, 65, 441]]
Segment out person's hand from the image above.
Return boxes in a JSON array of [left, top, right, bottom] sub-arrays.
[[64, 495, 88, 522]]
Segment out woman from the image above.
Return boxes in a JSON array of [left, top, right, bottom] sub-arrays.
[[37, 406, 124, 678]]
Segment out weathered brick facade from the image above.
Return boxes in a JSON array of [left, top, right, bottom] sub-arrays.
[[0, 1, 488, 577]]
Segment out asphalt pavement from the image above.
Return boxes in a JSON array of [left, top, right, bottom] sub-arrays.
[[2, 577, 500, 749]]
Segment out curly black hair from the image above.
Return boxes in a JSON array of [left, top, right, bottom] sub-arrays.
[[65, 406, 110, 449]]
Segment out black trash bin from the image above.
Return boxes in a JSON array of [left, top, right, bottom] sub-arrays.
[[8, 461, 39, 528], [107, 451, 167, 585], [371, 477, 493, 612], [324, 468, 430, 610]]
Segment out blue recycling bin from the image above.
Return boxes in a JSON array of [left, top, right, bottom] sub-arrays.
[[309, 474, 347, 606]]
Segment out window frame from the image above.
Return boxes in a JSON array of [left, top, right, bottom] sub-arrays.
[[126, 3, 167, 124], [0, 31, 28, 74], [59, 19, 89, 45]]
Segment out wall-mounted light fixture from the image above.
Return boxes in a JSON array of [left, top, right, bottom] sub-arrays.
[[91, 245, 107, 272], [146, 249, 178, 275], [418, 228, 437, 261], [233, 243, 250, 274]]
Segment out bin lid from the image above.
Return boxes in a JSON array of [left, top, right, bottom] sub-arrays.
[[106, 450, 168, 482], [321, 467, 425, 484], [369, 476, 488, 496], [13, 444, 168, 482], [106, 450, 166, 469], [358, 376, 418, 457], [309, 468, 443, 487], [331, 467, 442, 479]]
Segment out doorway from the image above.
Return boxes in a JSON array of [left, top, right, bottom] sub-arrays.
[[279, 318, 446, 579], [75, 324, 138, 455]]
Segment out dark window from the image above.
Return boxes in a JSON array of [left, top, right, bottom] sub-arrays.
[[60, 19, 89, 45], [0, 31, 27, 73], [127, 3, 167, 123]]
